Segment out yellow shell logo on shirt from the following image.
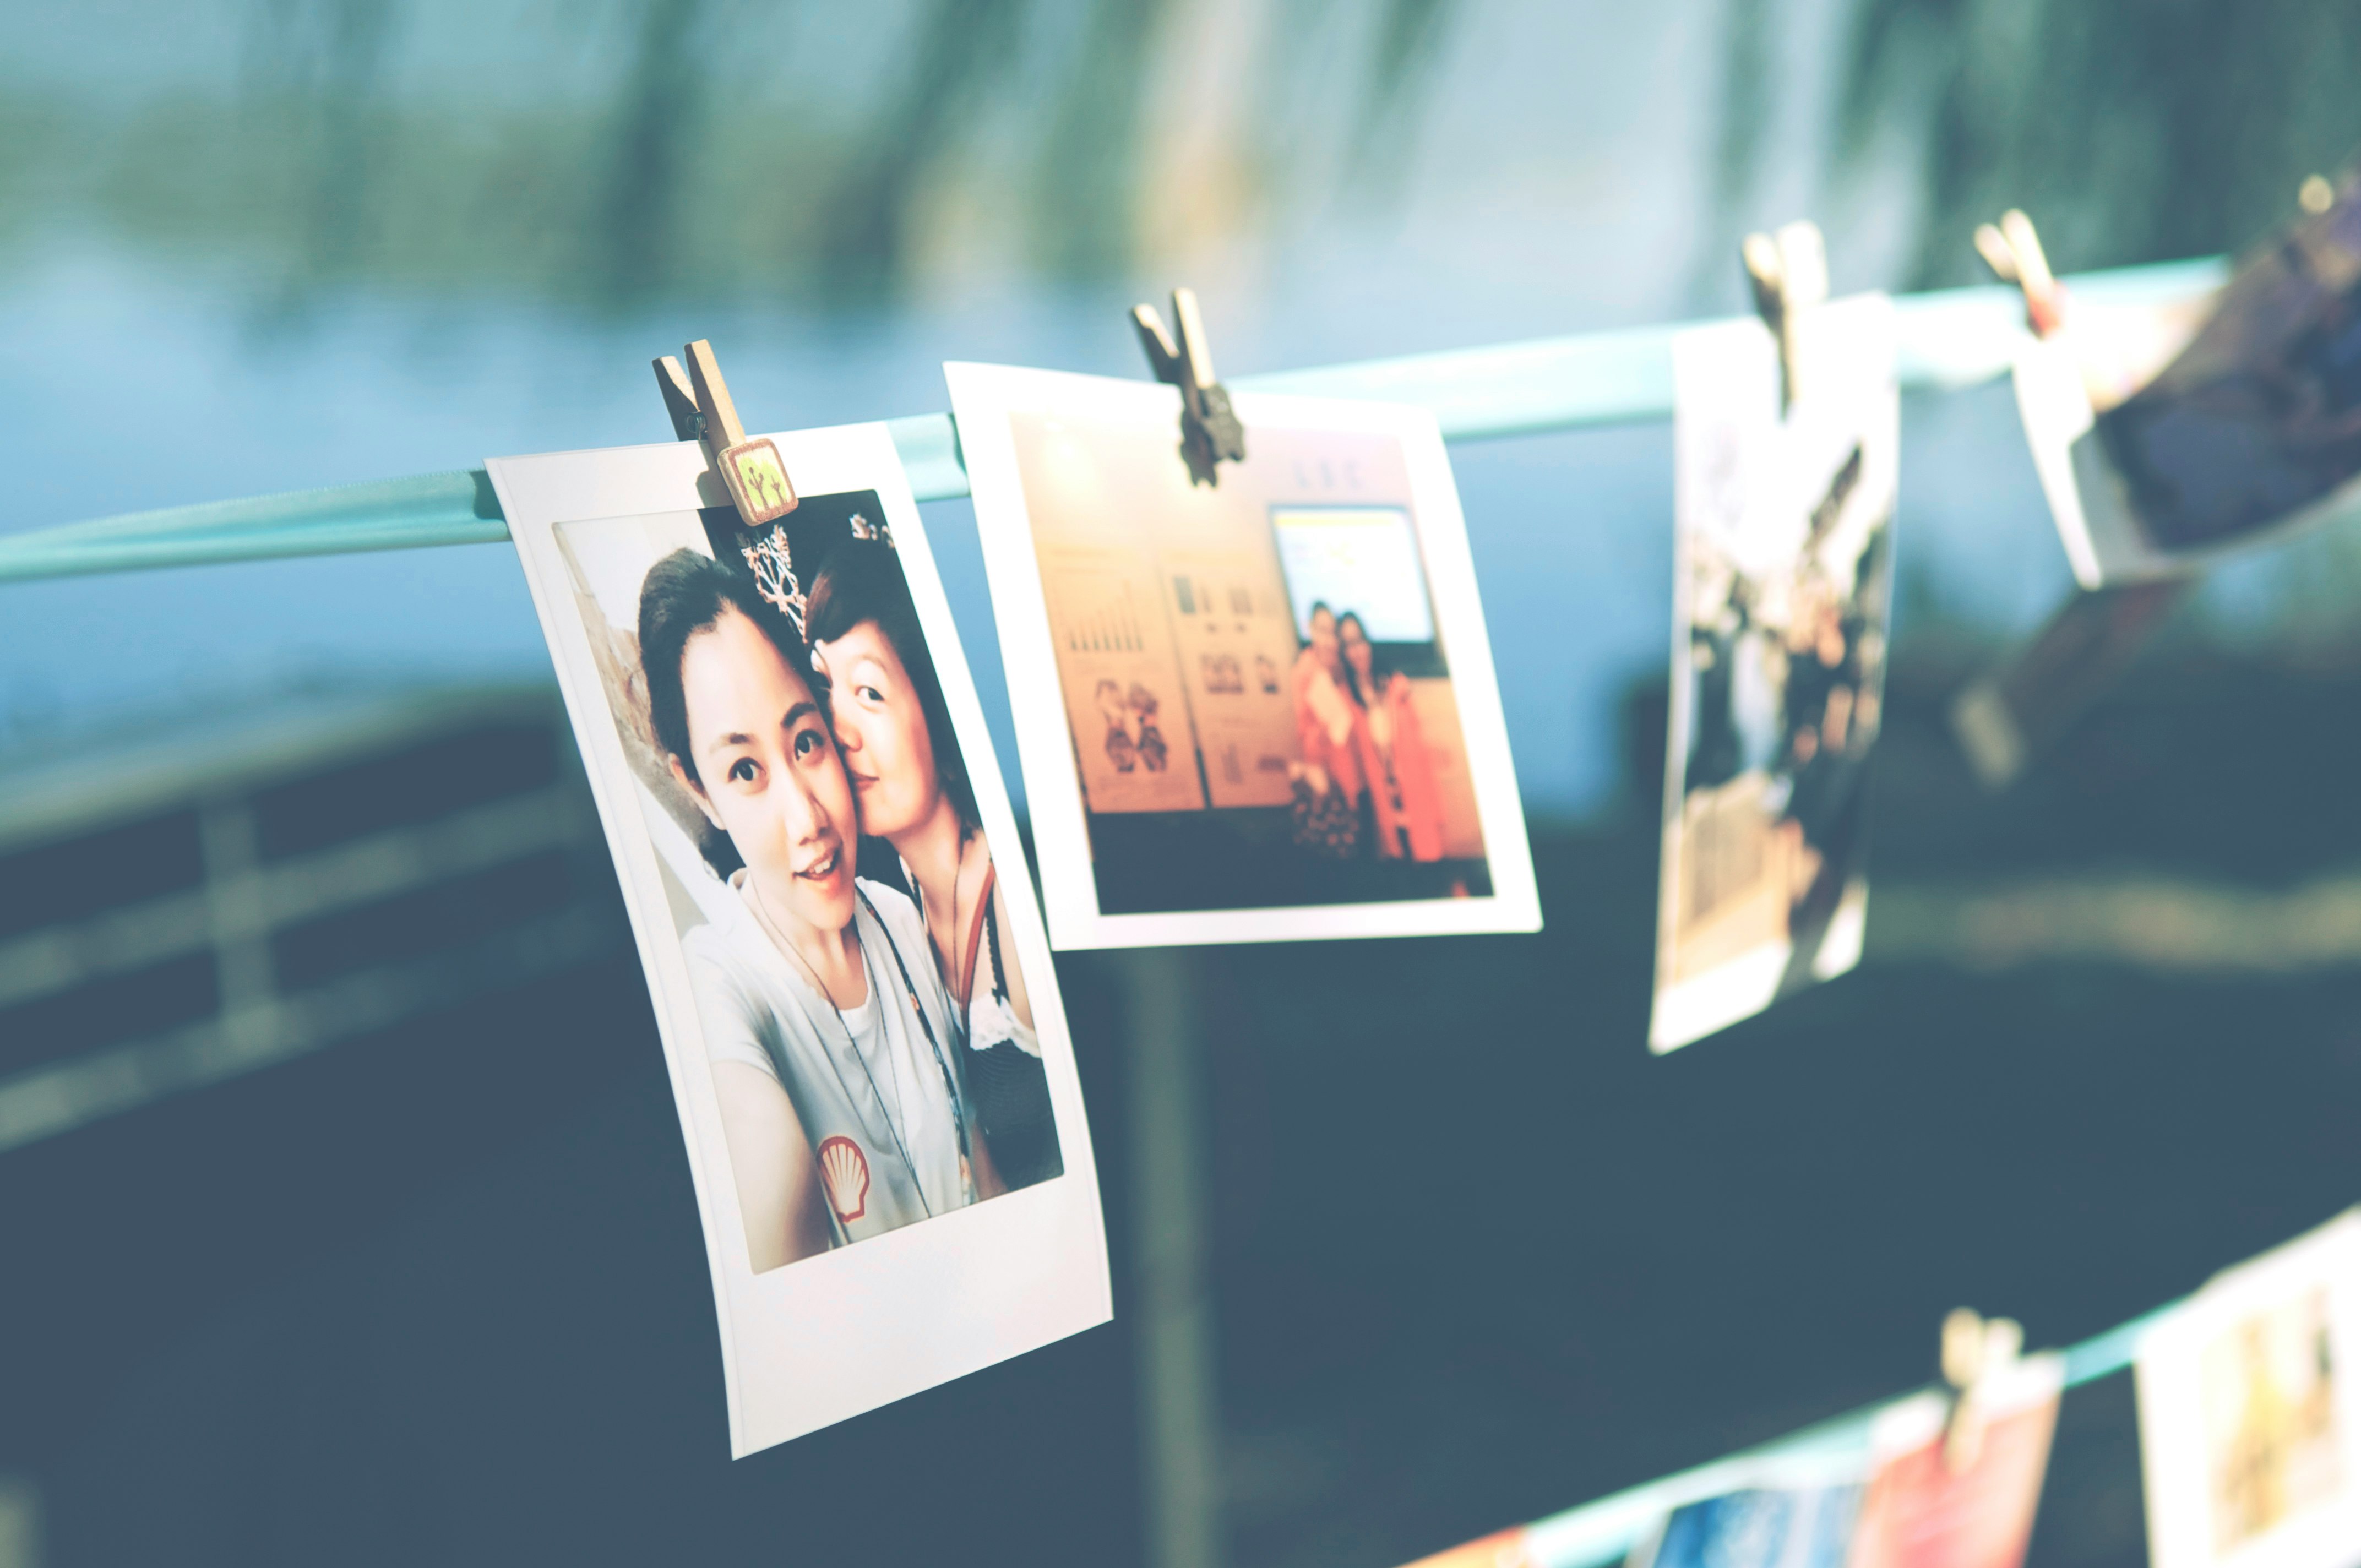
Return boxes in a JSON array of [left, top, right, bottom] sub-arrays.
[[818, 1135, 871, 1223]]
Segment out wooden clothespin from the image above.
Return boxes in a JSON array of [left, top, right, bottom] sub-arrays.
[[1742, 221, 1829, 416], [1939, 1306, 2023, 1472], [1974, 210, 2066, 340], [1133, 287, 1247, 487], [651, 340, 797, 526]]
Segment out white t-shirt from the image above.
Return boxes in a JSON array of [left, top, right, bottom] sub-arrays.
[[683, 874, 973, 1245]]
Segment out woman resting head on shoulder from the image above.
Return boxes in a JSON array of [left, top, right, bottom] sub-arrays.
[[806, 540, 1063, 1193], [638, 547, 993, 1273]]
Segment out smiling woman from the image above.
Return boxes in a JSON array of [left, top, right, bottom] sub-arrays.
[[498, 432, 1103, 1457], [635, 547, 996, 1270], [808, 541, 1063, 1192]]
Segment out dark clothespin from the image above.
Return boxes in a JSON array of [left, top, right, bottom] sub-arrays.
[[1743, 221, 1829, 416], [1939, 1306, 2023, 1472], [1133, 287, 1246, 487], [1975, 210, 2066, 340], [651, 340, 797, 526]]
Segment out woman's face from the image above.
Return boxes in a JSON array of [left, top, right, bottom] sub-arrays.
[[673, 605, 858, 933], [812, 619, 940, 842], [1340, 619, 1373, 680], [1309, 608, 1340, 674]]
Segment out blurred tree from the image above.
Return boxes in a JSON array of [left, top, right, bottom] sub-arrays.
[[1831, 0, 2361, 282]]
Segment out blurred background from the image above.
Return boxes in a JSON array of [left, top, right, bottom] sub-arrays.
[[2, 2, 2360, 1565]]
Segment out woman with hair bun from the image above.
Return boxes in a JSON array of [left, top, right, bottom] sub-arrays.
[[806, 541, 1063, 1192]]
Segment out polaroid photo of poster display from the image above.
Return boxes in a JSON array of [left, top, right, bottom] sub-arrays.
[[946, 361, 1539, 949], [491, 424, 1109, 1456], [1847, 1352, 2064, 1568], [1623, 1460, 1865, 1568], [2015, 172, 2361, 590], [1651, 294, 1898, 1052], [2137, 1211, 2361, 1568]]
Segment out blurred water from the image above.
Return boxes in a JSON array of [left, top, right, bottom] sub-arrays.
[[1, 0, 2353, 820]]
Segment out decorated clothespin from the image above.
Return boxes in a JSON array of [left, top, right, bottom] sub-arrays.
[[1132, 287, 1247, 487], [1974, 210, 2066, 340], [1939, 1306, 2024, 1472], [652, 340, 797, 526], [1742, 221, 1830, 415]]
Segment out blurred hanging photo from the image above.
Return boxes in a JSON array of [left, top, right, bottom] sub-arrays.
[[493, 426, 1108, 1457], [947, 362, 1539, 949], [2137, 1211, 2361, 1568], [1652, 295, 1899, 1052], [2014, 169, 2361, 588]]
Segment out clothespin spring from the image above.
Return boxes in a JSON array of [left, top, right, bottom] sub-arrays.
[[1743, 221, 1829, 417], [651, 340, 797, 528], [1941, 1306, 2023, 1473], [1133, 287, 1247, 487]]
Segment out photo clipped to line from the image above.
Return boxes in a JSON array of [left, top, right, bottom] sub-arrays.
[[946, 361, 1539, 950], [2012, 167, 2361, 590], [1652, 293, 1898, 1052], [2137, 1210, 2361, 1568], [492, 423, 1109, 1457]]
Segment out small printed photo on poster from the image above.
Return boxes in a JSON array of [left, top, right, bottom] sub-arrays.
[[2138, 1211, 2361, 1568], [2015, 169, 2361, 589], [1624, 1457, 1865, 1568], [491, 425, 1108, 1457], [1848, 1353, 2064, 1568], [1651, 294, 1899, 1052], [946, 361, 1539, 949]]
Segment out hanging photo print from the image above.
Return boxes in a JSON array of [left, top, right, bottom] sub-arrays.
[[2137, 1211, 2361, 1568], [2014, 170, 2361, 589], [1847, 1353, 2063, 1568], [946, 362, 1539, 949], [492, 424, 1109, 1457], [1624, 1458, 1865, 1568], [1652, 295, 1899, 1052]]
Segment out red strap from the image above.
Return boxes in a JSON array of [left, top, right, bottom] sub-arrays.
[[958, 863, 998, 1009]]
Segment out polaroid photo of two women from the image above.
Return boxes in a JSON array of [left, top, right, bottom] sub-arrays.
[[496, 371, 1538, 1451], [1653, 295, 1899, 1052], [494, 425, 1109, 1457], [946, 362, 1540, 949]]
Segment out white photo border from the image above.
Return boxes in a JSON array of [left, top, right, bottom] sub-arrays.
[[2010, 336, 2357, 590], [2136, 1210, 2361, 1568], [947, 361, 1542, 951], [492, 424, 1111, 1458], [1649, 296, 1898, 1053]]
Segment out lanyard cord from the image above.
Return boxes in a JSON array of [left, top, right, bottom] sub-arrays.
[[858, 886, 972, 1164], [751, 881, 937, 1221]]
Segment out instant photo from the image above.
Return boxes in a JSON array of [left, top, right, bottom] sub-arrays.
[[493, 426, 1109, 1456], [1652, 295, 1899, 1052], [2137, 1211, 2361, 1568], [2016, 170, 2361, 589], [1848, 1354, 2063, 1568], [1623, 1460, 1864, 1568], [947, 362, 1538, 949]]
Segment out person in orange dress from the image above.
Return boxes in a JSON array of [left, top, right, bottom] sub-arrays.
[[1338, 611, 1446, 862]]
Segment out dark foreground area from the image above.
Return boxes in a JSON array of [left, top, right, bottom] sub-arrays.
[[1, 649, 2355, 1567]]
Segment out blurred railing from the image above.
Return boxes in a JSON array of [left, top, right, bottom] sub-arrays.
[[0, 688, 624, 1152]]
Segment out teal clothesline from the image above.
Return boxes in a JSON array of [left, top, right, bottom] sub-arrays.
[[0, 257, 2225, 586], [1509, 1300, 2177, 1568]]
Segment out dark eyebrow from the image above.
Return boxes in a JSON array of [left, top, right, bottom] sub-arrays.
[[782, 700, 819, 728]]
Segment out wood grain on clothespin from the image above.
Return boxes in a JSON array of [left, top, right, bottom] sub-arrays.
[[1974, 210, 2065, 339], [1743, 221, 1827, 415], [662, 339, 796, 526], [1940, 1306, 2024, 1472], [1132, 287, 1247, 487]]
